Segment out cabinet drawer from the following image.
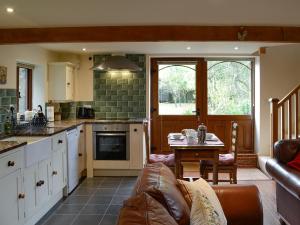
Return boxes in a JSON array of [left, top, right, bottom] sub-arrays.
[[0, 149, 23, 178], [52, 132, 66, 151], [179, 150, 216, 161]]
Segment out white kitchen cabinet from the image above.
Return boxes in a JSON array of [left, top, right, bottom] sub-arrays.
[[0, 169, 24, 225], [24, 164, 37, 219], [48, 62, 76, 101], [0, 147, 25, 225], [36, 159, 51, 208], [77, 124, 86, 178], [129, 124, 144, 169], [52, 148, 64, 195]]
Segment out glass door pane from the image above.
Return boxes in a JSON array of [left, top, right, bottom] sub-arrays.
[[158, 64, 196, 115], [18, 67, 28, 113]]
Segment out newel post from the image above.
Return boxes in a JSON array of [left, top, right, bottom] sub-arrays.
[[269, 98, 279, 157]]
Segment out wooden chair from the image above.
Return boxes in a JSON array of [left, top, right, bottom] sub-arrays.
[[143, 122, 175, 171], [200, 121, 239, 184]]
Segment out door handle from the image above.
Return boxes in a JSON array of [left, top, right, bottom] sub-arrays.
[[192, 109, 200, 116], [150, 107, 157, 113]]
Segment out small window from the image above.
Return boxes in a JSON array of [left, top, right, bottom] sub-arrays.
[[207, 60, 252, 115], [17, 66, 32, 113]]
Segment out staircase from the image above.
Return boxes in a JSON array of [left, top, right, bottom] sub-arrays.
[[269, 84, 300, 156]]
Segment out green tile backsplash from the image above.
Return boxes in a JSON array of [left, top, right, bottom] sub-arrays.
[[93, 54, 146, 119], [0, 89, 17, 132]]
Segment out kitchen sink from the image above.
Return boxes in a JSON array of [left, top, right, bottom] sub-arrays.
[[1, 136, 52, 167]]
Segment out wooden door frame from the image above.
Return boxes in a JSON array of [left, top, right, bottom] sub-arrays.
[[16, 66, 33, 111]]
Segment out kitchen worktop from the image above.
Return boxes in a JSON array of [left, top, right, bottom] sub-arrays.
[[0, 118, 147, 154], [0, 141, 27, 154]]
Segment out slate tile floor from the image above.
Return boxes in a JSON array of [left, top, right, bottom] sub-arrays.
[[37, 177, 137, 225]]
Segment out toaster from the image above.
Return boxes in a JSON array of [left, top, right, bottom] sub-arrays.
[[77, 107, 95, 119]]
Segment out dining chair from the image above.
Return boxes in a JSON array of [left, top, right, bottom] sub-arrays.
[[200, 121, 239, 184], [143, 122, 175, 172]]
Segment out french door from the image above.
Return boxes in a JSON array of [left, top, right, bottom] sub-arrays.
[[150, 58, 254, 154]]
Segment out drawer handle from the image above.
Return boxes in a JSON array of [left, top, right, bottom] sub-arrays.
[[36, 180, 45, 187], [195, 153, 199, 157], [78, 153, 83, 157], [7, 161, 15, 167], [58, 140, 63, 144], [80, 130, 83, 133], [52, 171, 58, 176], [18, 193, 25, 199]]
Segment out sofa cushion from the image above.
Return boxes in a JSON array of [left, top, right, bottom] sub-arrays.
[[266, 158, 300, 199], [117, 192, 178, 225], [288, 151, 300, 171], [134, 163, 190, 225], [177, 179, 227, 225]]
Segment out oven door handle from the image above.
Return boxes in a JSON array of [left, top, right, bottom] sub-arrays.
[[96, 133, 126, 136]]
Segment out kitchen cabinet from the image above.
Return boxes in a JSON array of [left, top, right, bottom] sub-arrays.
[[0, 147, 25, 225], [48, 62, 76, 101], [77, 124, 86, 178], [129, 124, 144, 169], [52, 148, 65, 195], [36, 159, 51, 208]]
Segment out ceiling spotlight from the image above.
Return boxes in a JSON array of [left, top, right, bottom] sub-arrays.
[[234, 46, 239, 50], [186, 46, 191, 50], [82, 48, 87, 51], [6, 7, 14, 13]]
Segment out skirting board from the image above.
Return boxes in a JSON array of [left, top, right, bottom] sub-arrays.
[[93, 169, 141, 177]]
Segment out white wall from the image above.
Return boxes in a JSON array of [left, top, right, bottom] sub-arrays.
[[256, 44, 300, 156], [0, 44, 58, 110]]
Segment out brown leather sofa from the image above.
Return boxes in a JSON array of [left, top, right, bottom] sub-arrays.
[[117, 163, 263, 225], [266, 139, 300, 225]]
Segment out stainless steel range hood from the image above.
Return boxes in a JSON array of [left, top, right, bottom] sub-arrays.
[[91, 55, 142, 72]]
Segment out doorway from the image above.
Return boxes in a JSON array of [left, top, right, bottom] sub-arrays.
[[150, 58, 254, 154]]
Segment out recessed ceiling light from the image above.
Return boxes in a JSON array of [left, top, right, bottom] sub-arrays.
[[82, 48, 87, 51], [186, 46, 191, 50], [234, 46, 239, 50], [6, 7, 14, 13]]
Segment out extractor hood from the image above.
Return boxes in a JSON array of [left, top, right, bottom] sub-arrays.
[[92, 55, 142, 72]]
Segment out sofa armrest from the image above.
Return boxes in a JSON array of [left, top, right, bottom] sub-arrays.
[[212, 185, 263, 225], [274, 139, 300, 163]]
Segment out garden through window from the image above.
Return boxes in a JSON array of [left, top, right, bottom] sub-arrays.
[[207, 60, 252, 115]]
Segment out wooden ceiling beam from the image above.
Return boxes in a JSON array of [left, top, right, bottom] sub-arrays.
[[0, 26, 299, 44]]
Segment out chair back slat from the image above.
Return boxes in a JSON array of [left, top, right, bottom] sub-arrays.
[[230, 121, 238, 163]]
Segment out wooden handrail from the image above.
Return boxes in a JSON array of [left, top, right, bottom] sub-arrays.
[[270, 83, 300, 157], [278, 84, 300, 106]]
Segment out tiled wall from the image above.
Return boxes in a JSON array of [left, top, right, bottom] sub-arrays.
[[0, 89, 17, 132], [93, 54, 146, 119]]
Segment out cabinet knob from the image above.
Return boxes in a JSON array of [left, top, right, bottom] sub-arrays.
[[18, 193, 25, 199], [134, 128, 138, 132], [67, 82, 71, 85], [36, 180, 45, 187], [80, 130, 83, 133], [58, 140, 63, 144], [7, 161, 15, 167], [78, 153, 83, 157], [52, 171, 58, 176]]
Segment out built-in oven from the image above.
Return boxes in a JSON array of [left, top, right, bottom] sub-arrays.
[[93, 124, 129, 160]]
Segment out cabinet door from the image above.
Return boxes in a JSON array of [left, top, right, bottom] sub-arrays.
[[36, 159, 51, 208], [62, 148, 67, 186], [0, 169, 24, 225], [24, 164, 37, 219], [78, 125, 85, 178], [52, 149, 64, 195], [66, 66, 74, 100], [129, 124, 144, 169]]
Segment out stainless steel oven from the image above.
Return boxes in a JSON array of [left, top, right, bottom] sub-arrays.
[[93, 124, 129, 160]]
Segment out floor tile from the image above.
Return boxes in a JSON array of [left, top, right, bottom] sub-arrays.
[[106, 205, 122, 215], [88, 196, 113, 204], [63, 196, 90, 204], [115, 188, 133, 195], [55, 204, 84, 214], [99, 215, 118, 225], [111, 195, 130, 205], [72, 215, 103, 225], [95, 188, 117, 195], [44, 215, 75, 225], [80, 204, 108, 215], [99, 182, 120, 188], [73, 187, 97, 196]]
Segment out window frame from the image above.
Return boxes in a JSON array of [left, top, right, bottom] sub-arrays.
[[205, 58, 255, 116], [16, 66, 33, 112]]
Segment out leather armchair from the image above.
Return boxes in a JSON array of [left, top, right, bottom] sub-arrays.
[[266, 139, 300, 225]]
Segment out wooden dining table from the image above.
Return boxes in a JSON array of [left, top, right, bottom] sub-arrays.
[[168, 133, 224, 184]]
